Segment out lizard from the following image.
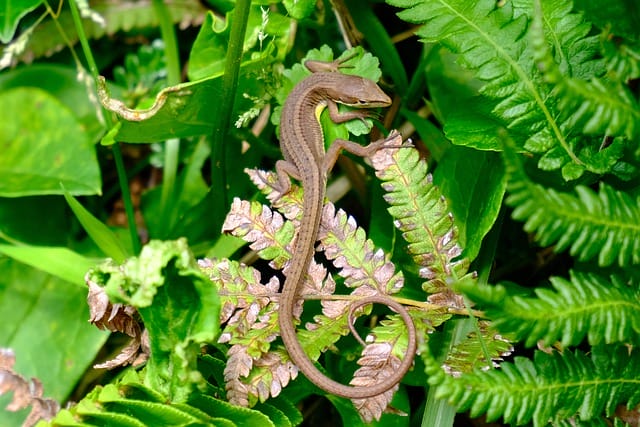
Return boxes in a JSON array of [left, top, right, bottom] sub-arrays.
[[275, 54, 417, 399]]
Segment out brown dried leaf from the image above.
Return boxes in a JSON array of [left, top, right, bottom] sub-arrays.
[[0, 348, 60, 427], [350, 342, 402, 422], [224, 346, 297, 406], [85, 274, 147, 369], [427, 288, 465, 309]]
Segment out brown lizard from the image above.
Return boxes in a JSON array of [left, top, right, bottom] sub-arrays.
[[276, 55, 417, 399]]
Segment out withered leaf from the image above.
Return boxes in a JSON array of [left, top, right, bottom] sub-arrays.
[[0, 348, 60, 427]]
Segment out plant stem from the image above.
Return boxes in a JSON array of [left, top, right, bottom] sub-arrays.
[[67, 0, 141, 253], [152, 0, 181, 237], [209, 0, 252, 230]]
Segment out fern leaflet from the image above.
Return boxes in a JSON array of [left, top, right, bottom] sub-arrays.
[[532, 1, 640, 141], [387, 0, 631, 179], [426, 344, 640, 426], [503, 137, 640, 266], [458, 271, 640, 347]]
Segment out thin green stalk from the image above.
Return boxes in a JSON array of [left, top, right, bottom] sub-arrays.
[[422, 319, 474, 427], [210, 0, 252, 230], [151, 0, 181, 237], [67, 0, 141, 253]]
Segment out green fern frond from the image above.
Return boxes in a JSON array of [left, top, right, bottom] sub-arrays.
[[503, 138, 640, 266], [458, 271, 640, 347], [601, 32, 640, 81], [426, 344, 640, 426], [442, 321, 513, 375], [389, 0, 639, 180], [391, 0, 597, 171], [370, 137, 470, 296], [532, 1, 640, 141], [554, 417, 631, 427], [45, 372, 275, 427]]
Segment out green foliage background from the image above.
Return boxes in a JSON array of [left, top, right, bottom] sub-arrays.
[[0, 0, 639, 425]]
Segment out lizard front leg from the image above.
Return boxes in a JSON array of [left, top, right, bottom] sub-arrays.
[[323, 130, 406, 173]]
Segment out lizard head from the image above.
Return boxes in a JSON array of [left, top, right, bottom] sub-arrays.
[[332, 75, 392, 109]]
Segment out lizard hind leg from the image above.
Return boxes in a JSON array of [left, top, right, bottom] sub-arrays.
[[273, 159, 301, 200], [304, 50, 359, 73]]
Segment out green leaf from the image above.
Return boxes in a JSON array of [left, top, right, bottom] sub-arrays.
[[425, 47, 521, 152], [188, 8, 291, 81], [0, 87, 101, 196], [0, 244, 96, 285], [433, 146, 506, 262], [0, 0, 42, 43], [0, 259, 108, 401], [0, 64, 105, 141], [98, 53, 271, 143], [371, 140, 470, 294], [502, 138, 640, 267], [63, 190, 130, 262], [389, 0, 614, 177], [87, 239, 221, 402], [188, 393, 275, 427], [426, 344, 640, 426], [0, 196, 69, 245], [282, 0, 315, 20]]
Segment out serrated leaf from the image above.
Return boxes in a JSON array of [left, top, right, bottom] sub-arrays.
[[427, 345, 640, 426], [460, 271, 640, 347], [502, 138, 640, 267], [87, 239, 220, 402]]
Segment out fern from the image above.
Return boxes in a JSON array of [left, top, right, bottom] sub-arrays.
[[426, 344, 640, 426], [370, 135, 470, 298], [502, 136, 640, 267], [386, 0, 637, 179], [459, 271, 640, 347], [44, 371, 278, 427], [441, 321, 513, 376], [531, 1, 640, 141]]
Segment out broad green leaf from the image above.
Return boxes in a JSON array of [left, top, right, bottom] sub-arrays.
[[87, 239, 220, 402], [0, 0, 42, 43], [433, 146, 506, 262], [63, 190, 130, 262], [0, 244, 96, 285], [0, 259, 108, 402], [0, 64, 104, 141], [98, 54, 271, 143], [425, 47, 524, 151], [188, 394, 275, 427], [0, 87, 101, 196], [0, 196, 69, 245]]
